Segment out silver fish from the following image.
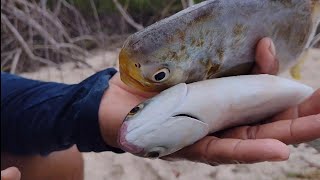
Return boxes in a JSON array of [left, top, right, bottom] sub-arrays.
[[118, 75, 317, 158]]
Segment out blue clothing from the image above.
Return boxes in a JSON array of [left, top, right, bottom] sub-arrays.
[[1, 68, 124, 155]]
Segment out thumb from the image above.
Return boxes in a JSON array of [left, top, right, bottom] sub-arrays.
[[252, 37, 279, 75], [1, 167, 21, 180]]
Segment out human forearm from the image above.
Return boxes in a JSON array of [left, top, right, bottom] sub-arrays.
[[1, 69, 122, 155]]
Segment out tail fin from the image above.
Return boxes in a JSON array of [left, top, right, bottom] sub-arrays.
[[306, 0, 320, 48], [309, 27, 319, 48]]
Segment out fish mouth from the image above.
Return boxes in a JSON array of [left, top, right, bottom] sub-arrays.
[[119, 70, 152, 92], [119, 49, 164, 92], [118, 122, 144, 155], [173, 114, 199, 120]]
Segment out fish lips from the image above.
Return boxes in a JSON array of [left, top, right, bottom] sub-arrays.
[[118, 122, 144, 155]]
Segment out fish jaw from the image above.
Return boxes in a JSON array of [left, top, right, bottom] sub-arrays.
[[118, 116, 209, 158], [119, 49, 167, 92], [119, 49, 149, 91], [118, 122, 144, 155]]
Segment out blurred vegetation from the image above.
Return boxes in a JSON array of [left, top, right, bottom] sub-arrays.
[[54, 0, 205, 34], [1, 0, 205, 73]]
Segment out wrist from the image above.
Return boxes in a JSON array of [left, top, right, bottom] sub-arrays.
[[98, 73, 155, 148]]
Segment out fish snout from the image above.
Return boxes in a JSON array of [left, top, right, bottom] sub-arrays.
[[118, 122, 144, 155]]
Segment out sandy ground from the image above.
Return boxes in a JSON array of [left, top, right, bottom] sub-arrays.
[[20, 48, 320, 180]]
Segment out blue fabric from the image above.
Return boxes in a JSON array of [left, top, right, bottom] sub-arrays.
[[1, 68, 124, 155]]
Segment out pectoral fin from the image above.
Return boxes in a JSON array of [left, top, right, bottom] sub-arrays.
[[158, 116, 209, 156]]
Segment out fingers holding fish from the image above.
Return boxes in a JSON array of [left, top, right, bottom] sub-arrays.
[[117, 75, 316, 158], [115, 0, 320, 160], [269, 89, 320, 122], [164, 137, 289, 165], [218, 114, 320, 146], [218, 89, 320, 145]]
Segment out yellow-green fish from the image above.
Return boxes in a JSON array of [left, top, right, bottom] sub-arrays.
[[119, 0, 320, 92]]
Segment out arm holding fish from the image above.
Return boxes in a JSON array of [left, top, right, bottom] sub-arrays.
[[99, 38, 318, 164], [99, 38, 277, 148]]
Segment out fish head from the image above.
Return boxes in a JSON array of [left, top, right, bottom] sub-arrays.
[[119, 29, 191, 92], [119, 47, 190, 92], [118, 83, 209, 158]]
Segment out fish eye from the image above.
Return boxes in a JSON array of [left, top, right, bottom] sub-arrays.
[[152, 68, 170, 82], [127, 103, 144, 117], [146, 151, 160, 158], [146, 147, 166, 158]]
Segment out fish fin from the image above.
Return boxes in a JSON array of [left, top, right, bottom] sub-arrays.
[[290, 1, 320, 79], [290, 64, 302, 80], [309, 30, 320, 48], [290, 62, 303, 80], [306, 1, 320, 48], [290, 50, 309, 80], [161, 116, 209, 156]]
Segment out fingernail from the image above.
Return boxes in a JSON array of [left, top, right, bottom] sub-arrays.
[[269, 39, 276, 57], [269, 152, 290, 161]]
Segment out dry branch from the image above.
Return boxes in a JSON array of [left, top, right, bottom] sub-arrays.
[[15, 0, 72, 42], [112, 0, 144, 31], [160, 1, 176, 19], [1, 0, 99, 72], [5, 4, 57, 45], [188, 0, 195, 7], [60, 0, 90, 35], [10, 48, 22, 73], [181, 0, 188, 9], [1, 13, 57, 66], [89, 0, 102, 34]]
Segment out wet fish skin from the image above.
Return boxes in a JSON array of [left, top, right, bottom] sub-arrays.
[[119, 0, 320, 92], [118, 75, 317, 157]]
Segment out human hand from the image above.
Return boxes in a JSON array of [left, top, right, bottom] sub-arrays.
[[1, 167, 21, 180], [163, 89, 320, 165], [98, 37, 280, 151]]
